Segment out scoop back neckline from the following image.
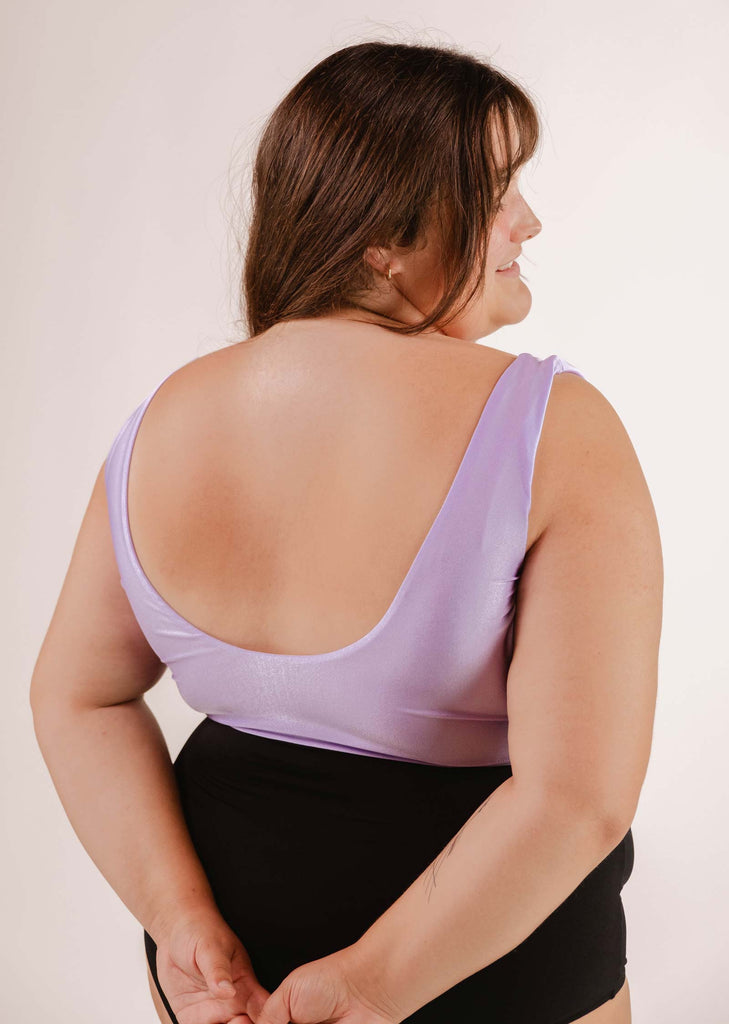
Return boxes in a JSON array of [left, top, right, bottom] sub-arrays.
[[120, 348, 530, 662]]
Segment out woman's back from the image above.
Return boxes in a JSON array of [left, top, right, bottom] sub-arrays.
[[125, 318, 545, 657], [111, 316, 646, 1019], [104, 315, 587, 766]]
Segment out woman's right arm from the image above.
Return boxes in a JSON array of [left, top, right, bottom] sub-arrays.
[[337, 371, 663, 1024]]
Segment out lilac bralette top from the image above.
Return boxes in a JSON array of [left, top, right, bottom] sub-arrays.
[[104, 350, 585, 768]]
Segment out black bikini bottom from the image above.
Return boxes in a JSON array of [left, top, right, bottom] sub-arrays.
[[144, 716, 634, 1024]]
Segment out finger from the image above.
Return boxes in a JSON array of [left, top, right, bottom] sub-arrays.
[[253, 986, 290, 1024], [195, 939, 236, 998], [246, 984, 271, 1021]]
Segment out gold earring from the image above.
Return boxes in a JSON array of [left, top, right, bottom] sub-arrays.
[[386, 265, 392, 280]]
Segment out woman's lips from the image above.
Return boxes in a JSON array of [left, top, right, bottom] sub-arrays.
[[496, 261, 520, 276]]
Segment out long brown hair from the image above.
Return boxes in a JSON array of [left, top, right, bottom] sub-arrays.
[[233, 41, 541, 340]]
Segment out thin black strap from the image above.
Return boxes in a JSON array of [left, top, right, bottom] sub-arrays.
[[143, 930, 181, 1024]]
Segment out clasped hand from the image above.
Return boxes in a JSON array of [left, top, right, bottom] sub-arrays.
[[153, 907, 404, 1024]]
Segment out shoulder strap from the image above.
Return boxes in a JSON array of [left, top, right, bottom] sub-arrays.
[[104, 403, 141, 596], [104, 370, 177, 595], [425, 352, 586, 584]]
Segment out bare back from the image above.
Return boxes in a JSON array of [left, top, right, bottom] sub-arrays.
[[126, 318, 555, 657]]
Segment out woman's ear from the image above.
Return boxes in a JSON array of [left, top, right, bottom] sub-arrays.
[[362, 245, 391, 276]]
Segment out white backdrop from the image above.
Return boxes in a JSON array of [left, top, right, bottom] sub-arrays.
[[3, 1, 727, 1020]]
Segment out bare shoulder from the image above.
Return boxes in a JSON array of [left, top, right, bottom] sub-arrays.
[[527, 368, 651, 550], [132, 347, 240, 450]]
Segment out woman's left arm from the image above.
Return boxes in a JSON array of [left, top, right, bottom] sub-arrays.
[[30, 692, 217, 946], [30, 461, 218, 943], [30, 462, 272, 1020]]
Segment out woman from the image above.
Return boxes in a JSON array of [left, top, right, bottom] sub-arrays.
[[30, 41, 661, 1024]]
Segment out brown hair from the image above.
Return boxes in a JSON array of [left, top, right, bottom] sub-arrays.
[[233, 40, 541, 340]]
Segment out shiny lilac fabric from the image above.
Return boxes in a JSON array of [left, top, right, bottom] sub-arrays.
[[104, 350, 584, 767]]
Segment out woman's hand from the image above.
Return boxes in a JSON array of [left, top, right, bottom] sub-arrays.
[[154, 906, 272, 1024], [251, 945, 404, 1024]]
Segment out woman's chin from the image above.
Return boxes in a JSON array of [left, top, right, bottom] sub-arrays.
[[491, 291, 533, 327]]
